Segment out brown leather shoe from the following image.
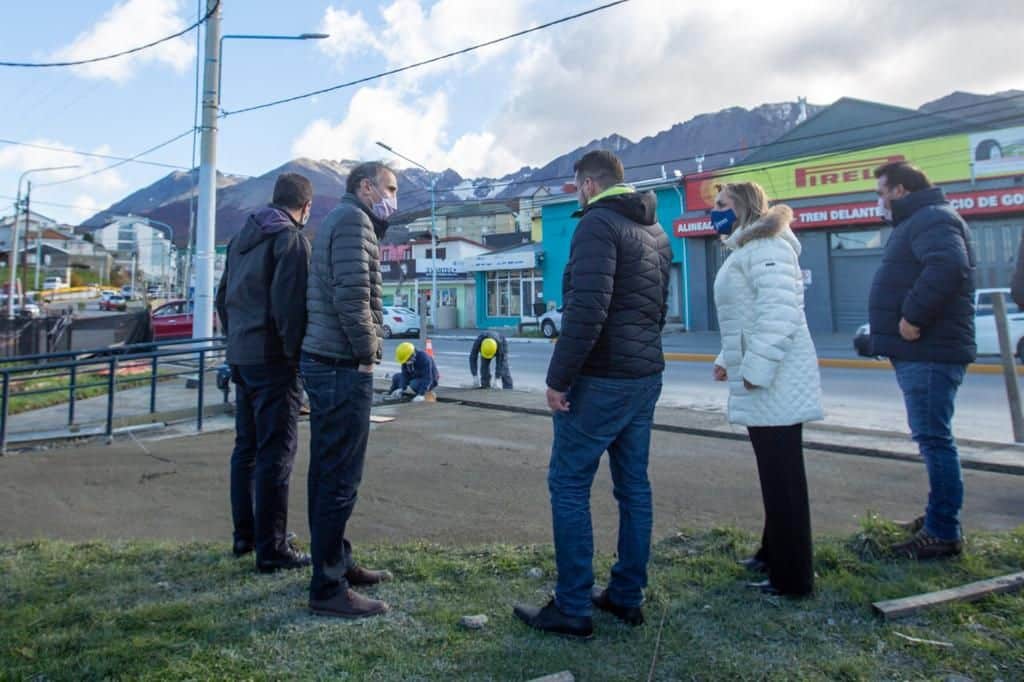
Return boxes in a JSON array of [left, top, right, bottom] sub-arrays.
[[345, 565, 394, 586], [309, 589, 389, 619]]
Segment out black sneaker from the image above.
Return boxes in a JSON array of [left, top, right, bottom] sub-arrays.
[[591, 587, 644, 626], [890, 529, 962, 560], [232, 538, 254, 557], [513, 599, 593, 639], [894, 515, 925, 534]]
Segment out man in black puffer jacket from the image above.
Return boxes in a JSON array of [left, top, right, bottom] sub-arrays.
[[216, 172, 312, 573], [868, 161, 976, 561], [301, 161, 395, 620], [515, 150, 671, 639]]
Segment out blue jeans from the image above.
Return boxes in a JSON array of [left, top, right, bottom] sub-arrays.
[[300, 354, 375, 600], [229, 364, 301, 560], [548, 374, 662, 617], [892, 360, 968, 541]]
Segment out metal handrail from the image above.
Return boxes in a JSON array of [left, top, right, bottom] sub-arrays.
[[1, 335, 225, 366], [0, 338, 229, 452]]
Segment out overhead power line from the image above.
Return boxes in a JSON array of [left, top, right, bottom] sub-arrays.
[[0, 138, 189, 170], [221, 0, 631, 117], [35, 129, 196, 188], [0, 0, 220, 68]]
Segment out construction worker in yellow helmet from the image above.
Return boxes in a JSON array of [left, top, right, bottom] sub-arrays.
[[389, 342, 439, 402], [470, 331, 513, 389]]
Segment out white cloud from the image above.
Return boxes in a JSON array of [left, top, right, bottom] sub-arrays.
[[50, 0, 194, 82], [318, 7, 380, 62], [291, 86, 450, 169], [300, 0, 1024, 182], [0, 140, 127, 192], [318, 0, 529, 77], [70, 194, 103, 221]]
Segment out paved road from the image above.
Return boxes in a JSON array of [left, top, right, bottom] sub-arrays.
[[1, 402, 1020, 546], [381, 337, 1017, 443]]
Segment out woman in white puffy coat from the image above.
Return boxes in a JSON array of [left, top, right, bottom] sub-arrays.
[[711, 181, 823, 597]]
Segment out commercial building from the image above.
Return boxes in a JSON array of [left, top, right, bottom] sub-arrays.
[[674, 99, 1024, 332]]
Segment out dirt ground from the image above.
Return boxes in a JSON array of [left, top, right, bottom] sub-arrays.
[[1, 401, 1022, 551]]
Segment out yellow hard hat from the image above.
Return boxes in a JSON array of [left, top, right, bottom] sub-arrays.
[[480, 337, 498, 359], [396, 342, 415, 365]]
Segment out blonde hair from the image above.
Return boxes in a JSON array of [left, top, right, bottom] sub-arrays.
[[717, 182, 770, 229]]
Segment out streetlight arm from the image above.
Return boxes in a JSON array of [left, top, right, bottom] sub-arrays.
[[217, 32, 330, 103]]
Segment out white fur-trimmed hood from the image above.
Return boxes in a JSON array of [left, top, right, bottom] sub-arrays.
[[724, 204, 798, 251]]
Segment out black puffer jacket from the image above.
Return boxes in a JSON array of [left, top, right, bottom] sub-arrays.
[[215, 206, 310, 366], [301, 194, 387, 365], [546, 188, 672, 392], [868, 187, 976, 364]]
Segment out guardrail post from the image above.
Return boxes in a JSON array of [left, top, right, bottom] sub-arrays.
[[68, 364, 77, 426], [106, 356, 117, 441], [993, 294, 1024, 443], [1, 372, 9, 454], [150, 355, 158, 414], [197, 349, 205, 432]]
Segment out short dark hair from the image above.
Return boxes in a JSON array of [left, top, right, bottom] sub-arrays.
[[346, 161, 394, 194], [272, 172, 313, 210], [873, 161, 932, 193], [572, 150, 625, 190]]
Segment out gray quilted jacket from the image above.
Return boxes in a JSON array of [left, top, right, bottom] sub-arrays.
[[302, 194, 386, 364]]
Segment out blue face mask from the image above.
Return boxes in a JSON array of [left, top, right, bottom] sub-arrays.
[[709, 208, 737, 235]]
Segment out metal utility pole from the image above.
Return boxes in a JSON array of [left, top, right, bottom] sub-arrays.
[[193, 0, 222, 341], [7, 165, 78, 319], [993, 293, 1024, 442], [129, 251, 137, 299], [21, 185, 30, 297], [375, 141, 439, 332], [32, 182, 44, 290]]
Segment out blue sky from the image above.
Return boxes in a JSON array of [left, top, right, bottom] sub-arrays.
[[1, 0, 1022, 224]]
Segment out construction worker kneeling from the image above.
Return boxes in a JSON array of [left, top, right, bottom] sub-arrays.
[[389, 342, 439, 402]]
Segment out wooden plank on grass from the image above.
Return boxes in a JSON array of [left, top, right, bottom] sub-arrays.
[[370, 415, 395, 424], [873, 572, 1024, 620]]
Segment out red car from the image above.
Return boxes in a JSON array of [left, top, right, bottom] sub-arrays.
[[151, 300, 194, 341], [150, 299, 222, 341]]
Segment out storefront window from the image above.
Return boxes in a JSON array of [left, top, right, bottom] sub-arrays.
[[830, 229, 892, 250], [486, 269, 543, 318]]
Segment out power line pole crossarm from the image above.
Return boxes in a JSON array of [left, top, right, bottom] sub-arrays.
[[193, 0, 222, 342]]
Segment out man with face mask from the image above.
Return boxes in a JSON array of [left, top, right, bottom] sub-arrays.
[[301, 161, 397, 618], [216, 172, 313, 573], [868, 161, 976, 560]]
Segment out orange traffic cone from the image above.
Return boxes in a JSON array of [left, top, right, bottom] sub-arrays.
[[425, 338, 434, 357]]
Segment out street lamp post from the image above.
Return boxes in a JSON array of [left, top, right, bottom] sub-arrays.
[[375, 142, 438, 333], [7, 164, 79, 319], [191, 0, 327, 342]]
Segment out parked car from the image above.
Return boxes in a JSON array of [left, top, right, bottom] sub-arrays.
[[381, 306, 421, 338], [100, 294, 127, 312], [539, 307, 563, 338], [853, 288, 1024, 361], [42, 276, 64, 290], [151, 299, 194, 341]]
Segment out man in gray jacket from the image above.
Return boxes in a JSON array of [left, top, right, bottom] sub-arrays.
[[216, 172, 312, 573], [301, 161, 396, 619]]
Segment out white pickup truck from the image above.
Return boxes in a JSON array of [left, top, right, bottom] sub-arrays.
[[854, 288, 1024, 360]]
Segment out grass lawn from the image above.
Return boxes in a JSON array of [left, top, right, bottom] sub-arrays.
[[1, 518, 1021, 680], [5, 365, 177, 415]]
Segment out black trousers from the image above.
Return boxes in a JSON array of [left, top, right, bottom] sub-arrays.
[[748, 424, 813, 596], [229, 364, 302, 560], [480, 354, 513, 389]]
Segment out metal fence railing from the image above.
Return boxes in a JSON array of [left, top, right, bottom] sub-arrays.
[[0, 337, 228, 453]]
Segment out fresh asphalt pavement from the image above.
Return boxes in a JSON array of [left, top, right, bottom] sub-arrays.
[[381, 336, 1017, 444]]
